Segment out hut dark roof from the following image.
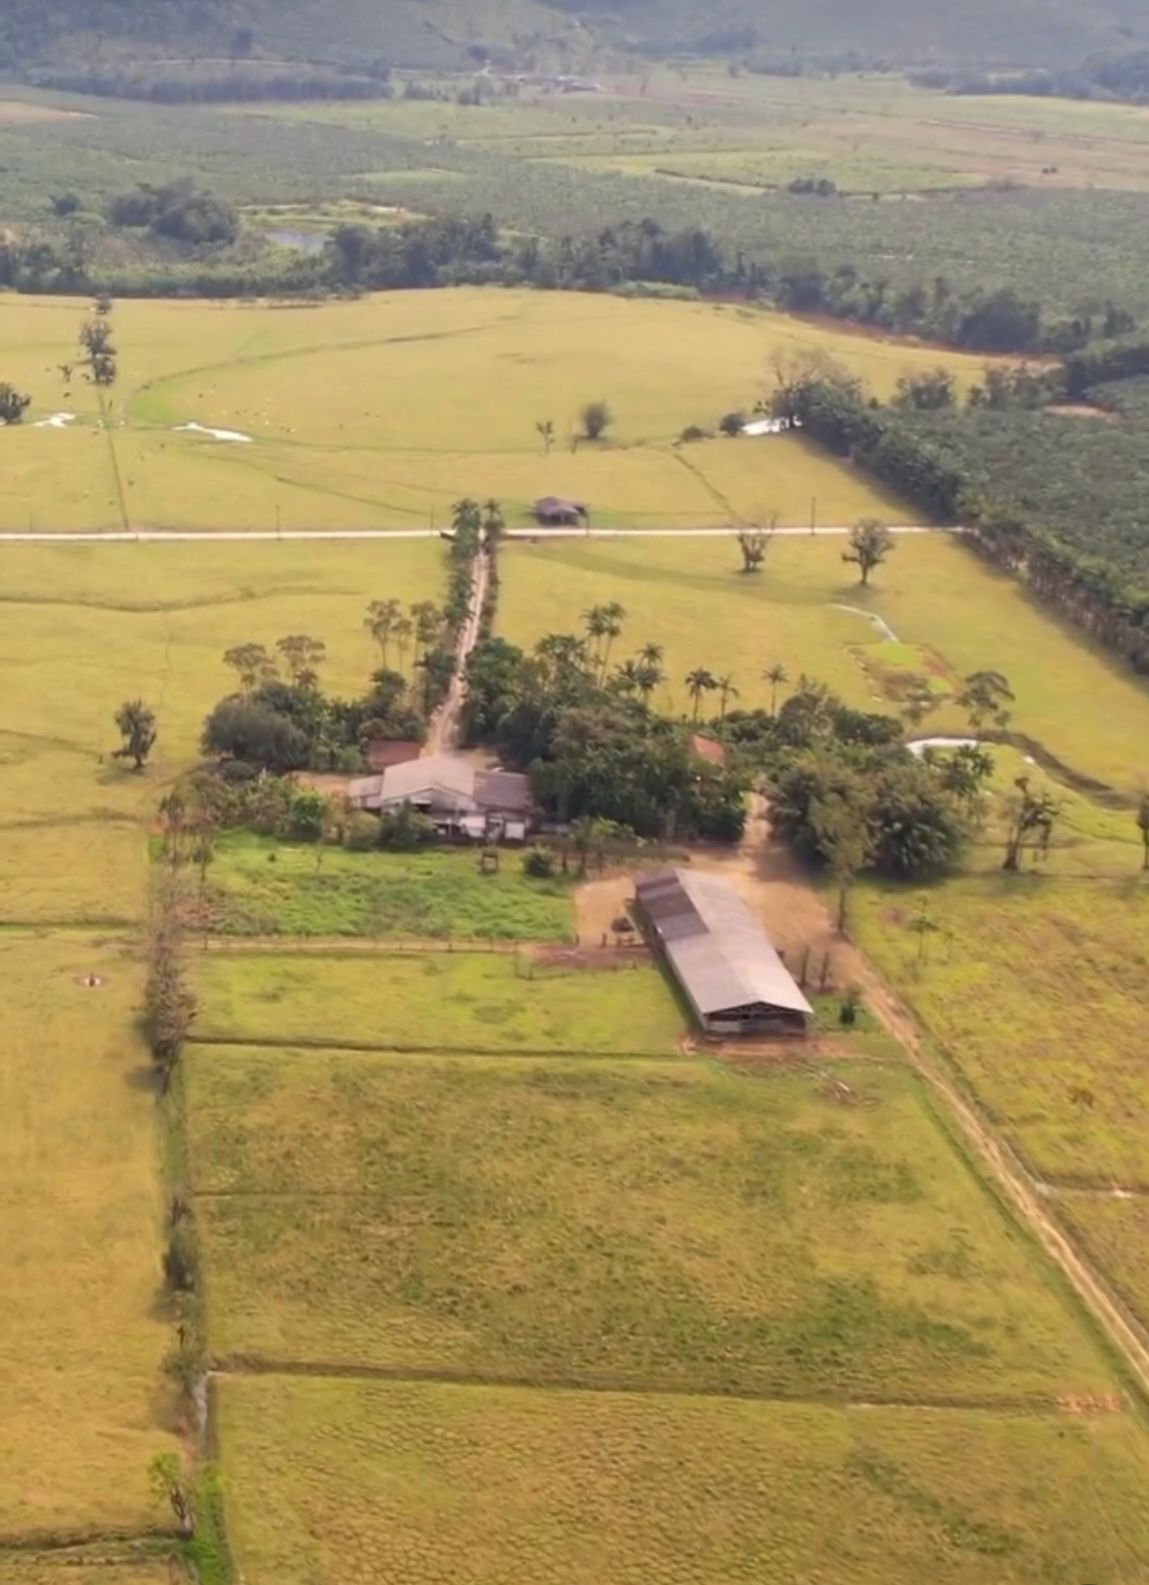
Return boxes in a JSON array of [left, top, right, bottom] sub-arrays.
[[635, 868, 812, 1020]]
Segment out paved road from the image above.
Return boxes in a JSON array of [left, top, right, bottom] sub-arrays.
[[0, 525, 952, 545]]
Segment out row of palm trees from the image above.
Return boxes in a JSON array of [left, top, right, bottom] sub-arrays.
[[580, 603, 790, 722], [363, 597, 446, 676]]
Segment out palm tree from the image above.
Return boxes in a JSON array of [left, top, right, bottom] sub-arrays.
[[639, 641, 664, 667], [598, 601, 626, 681], [685, 667, 718, 723], [763, 662, 789, 715], [636, 659, 665, 705], [716, 673, 739, 720], [364, 598, 402, 668], [614, 659, 642, 696], [451, 497, 482, 541]]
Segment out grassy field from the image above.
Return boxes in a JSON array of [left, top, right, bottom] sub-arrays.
[[215, 1376, 1149, 1585], [192, 953, 682, 1053], [206, 834, 577, 940], [0, 290, 992, 532], [497, 532, 1149, 796], [0, 539, 440, 923], [0, 1563, 174, 1585], [0, 932, 175, 1539], [1055, 1196, 1149, 1333], [185, 1049, 1117, 1399]]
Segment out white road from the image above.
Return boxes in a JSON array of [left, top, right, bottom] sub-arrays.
[[0, 525, 952, 545]]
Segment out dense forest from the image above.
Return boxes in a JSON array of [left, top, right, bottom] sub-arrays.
[[913, 51, 1149, 105], [788, 353, 1149, 673], [0, 198, 1132, 359]]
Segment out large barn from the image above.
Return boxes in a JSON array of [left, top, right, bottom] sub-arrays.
[[634, 869, 812, 1037]]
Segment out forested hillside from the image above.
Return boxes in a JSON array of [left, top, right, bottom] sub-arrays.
[[2, 0, 1146, 71]]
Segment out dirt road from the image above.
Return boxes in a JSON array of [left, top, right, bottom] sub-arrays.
[[680, 804, 1149, 1399], [423, 545, 490, 756]]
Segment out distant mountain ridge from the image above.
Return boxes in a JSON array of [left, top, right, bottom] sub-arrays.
[[2, 0, 1146, 71]]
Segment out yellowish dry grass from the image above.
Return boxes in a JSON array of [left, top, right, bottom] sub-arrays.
[[497, 533, 1149, 795], [0, 932, 175, 1540], [0, 290, 995, 531], [216, 1375, 1149, 1585]]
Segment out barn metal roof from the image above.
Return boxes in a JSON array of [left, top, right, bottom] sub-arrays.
[[635, 868, 813, 1019]]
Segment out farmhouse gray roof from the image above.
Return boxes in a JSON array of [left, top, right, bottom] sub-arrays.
[[348, 754, 531, 816], [635, 868, 813, 1019]]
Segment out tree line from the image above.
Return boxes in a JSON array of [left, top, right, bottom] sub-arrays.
[[0, 194, 1132, 358]]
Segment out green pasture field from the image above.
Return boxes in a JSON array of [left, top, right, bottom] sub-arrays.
[[186, 1050, 1116, 1399], [216, 1375, 1149, 1585], [852, 875, 1149, 1188], [0, 290, 991, 532], [191, 953, 681, 1053], [0, 932, 176, 1539], [0, 539, 440, 922], [496, 532, 1149, 796], [206, 834, 576, 940], [1055, 1196, 1149, 1332]]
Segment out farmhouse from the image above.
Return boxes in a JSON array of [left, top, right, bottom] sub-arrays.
[[348, 752, 533, 839], [534, 495, 589, 527], [634, 868, 812, 1036]]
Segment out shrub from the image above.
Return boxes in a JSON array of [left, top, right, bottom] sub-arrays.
[[522, 845, 556, 877], [344, 813, 381, 852], [678, 424, 709, 444], [718, 411, 746, 436], [164, 1221, 198, 1293], [285, 787, 327, 842], [378, 805, 437, 850]]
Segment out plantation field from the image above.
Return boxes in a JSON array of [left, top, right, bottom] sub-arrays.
[[215, 1377, 1149, 1585], [0, 932, 175, 1539], [206, 834, 576, 940], [192, 954, 681, 1054], [0, 290, 989, 531], [497, 532, 1149, 796], [186, 1049, 1116, 1398], [0, 539, 440, 922]]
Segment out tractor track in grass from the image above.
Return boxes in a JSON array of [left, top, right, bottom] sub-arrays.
[[204, 1357, 1074, 1415]]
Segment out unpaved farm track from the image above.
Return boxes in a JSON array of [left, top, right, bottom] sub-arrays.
[[721, 809, 1149, 1403]]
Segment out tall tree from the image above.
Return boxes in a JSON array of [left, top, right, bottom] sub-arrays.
[[1002, 776, 1059, 871], [223, 642, 276, 693], [393, 613, 415, 675], [481, 498, 505, 550], [535, 418, 555, 455], [957, 669, 1015, 735], [811, 786, 873, 933], [843, 518, 894, 586], [685, 667, 718, 722], [113, 699, 157, 771], [275, 633, 326, 689], [763, 662, 789, 715], [1137, 793, 1149, 871], [363, 598, 401, 667], [716, 673, 739, 719], [736, 519, 776, 575]]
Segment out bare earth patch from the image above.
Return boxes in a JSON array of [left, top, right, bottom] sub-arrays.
[[0, 100, 92, 123]]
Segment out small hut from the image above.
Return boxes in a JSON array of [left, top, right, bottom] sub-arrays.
[[534, 496, 589, 527]]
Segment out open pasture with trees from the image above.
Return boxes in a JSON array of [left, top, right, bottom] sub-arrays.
[[0, 289, 989, 531], [498, 531, 1149, 795], [0, 538, 438, 921], [205, 835, 576, 940], [191, 953, 681, 1054], [185, 1049, 1118, 1399], [214, 1375, 1149, 1585]]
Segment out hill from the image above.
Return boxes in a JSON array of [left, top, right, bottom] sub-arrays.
[[2, 0, 1147, 71]]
